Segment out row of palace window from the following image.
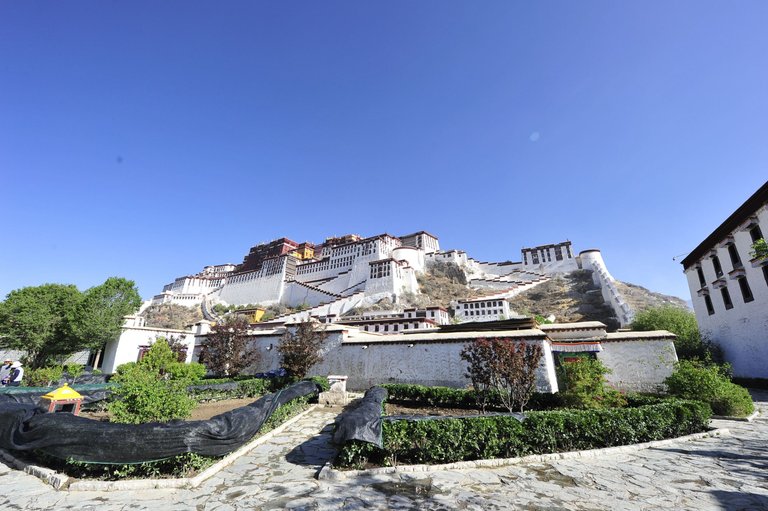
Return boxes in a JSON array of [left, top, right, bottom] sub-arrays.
[[463, 300, 503, 309], [525, 245, 571, 265], [370, 264, 391, 279], [466, 309, 502, 316], [696, 224, 764, 288], [364, 322, 427, 332], [702, 269, 768, 315]]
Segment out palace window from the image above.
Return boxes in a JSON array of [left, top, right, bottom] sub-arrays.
[[764, 265, 768, 287], [737, 276, 754, 303], [696, 267, 706, 288], [704, 295, 715, 315], [728, 244, 742, 267], [749, 224, 764, 243], [721, 287, 733, 310], [712, 255, 724, 278]]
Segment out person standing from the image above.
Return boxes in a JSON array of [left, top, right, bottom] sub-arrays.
[[0, 359, 13, 385], [7, 362, 23, 387]]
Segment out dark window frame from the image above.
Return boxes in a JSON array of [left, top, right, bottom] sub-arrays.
[[704, 295, 715, 315], [737, 276, 754, 303], [720, 287, 734, 310]]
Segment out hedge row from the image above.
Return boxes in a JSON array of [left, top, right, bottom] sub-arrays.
[[335, 399, 711, 468], [191, 376, 330, 402], [381, 383, 565, 411]]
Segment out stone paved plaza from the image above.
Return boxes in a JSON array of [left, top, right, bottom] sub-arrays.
[[2, 393, 768, 510]]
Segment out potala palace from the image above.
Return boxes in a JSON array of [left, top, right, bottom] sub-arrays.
[[150, 231, 635, 327], [100, 231, 678, 391]]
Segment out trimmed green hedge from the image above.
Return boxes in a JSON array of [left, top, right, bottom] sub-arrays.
[[190, 376, 330, 402], [335, 399, 711, 468], [381, 383, 562, 411]]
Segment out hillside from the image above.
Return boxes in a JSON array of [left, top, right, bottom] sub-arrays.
[[506, 270, 621, 330], [613, 281, 690, 312]]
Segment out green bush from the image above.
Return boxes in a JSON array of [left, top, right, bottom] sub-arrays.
[[237, 378, 270, 398], [335, 399, 711, 468], [108, 340, 198, 424], [665, 361, 754, 417], [25, 366, 64, 387], [64, 364, 85, 382], [557, 358, 626, 409], [167, 361, 207, 382]]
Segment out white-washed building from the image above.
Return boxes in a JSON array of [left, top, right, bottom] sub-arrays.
[[335, 307, 450, 334], [455, 298, 513, 322], [681, 180, 768, 378]]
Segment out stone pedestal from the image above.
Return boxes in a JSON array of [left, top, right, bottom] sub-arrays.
[[319, 374, 349, 406]]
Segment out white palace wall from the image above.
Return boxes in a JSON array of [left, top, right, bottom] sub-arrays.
[[217, 272, 286, 306], [281, 281, 339, 308], [235, 331, 559, 392], [597, 336, 678, 393]]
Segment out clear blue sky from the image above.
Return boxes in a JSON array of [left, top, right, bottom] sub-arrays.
[[1, 1, 766, 302]]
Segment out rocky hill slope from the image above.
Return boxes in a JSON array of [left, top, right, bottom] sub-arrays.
[[506, 270, 688, 331]]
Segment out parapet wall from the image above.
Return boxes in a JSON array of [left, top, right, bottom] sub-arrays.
[[579, 250, 634, 327]]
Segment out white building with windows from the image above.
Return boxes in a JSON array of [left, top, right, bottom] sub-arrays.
[[682, 180, 768, 378], [455, 298, 513, 322]]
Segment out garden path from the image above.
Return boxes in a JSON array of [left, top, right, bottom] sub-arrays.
[[2, 392, 768, 510]]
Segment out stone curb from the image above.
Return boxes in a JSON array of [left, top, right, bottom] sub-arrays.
[[712, 410, 759, 422], [1, 404, 319, 492], [318, 428, 730, 481]]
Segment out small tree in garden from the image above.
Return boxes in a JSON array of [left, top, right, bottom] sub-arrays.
[[461, 337, 543, 413], [200, 316, 259, 377], [461, 338, 495, 411], [109, 338, 204, 424], [278, 319, 327, 379]]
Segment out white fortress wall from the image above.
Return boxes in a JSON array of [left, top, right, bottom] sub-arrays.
[[578, 249, 634, 326], [392, 246, 425, 273], [468, 278, 516, 290], [475, 261, 523, 277], [281, 281, 340, 308], [218, 259, 288, 306], [314, 339, 558, 391], [238, 331, 557, 391], [312, 275, 354, 295], [598, 335, 678, 393]]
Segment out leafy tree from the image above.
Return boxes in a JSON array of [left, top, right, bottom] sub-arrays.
[[461, 337, 543, 412], [71, 277, 142, 352], [108, 338, 202, 423], [278, 319, 327, 379], [751, 238, 768, 261], [200, 316, 259, 377], [0, 284, 82, 368], [631, 306, 719, 361]]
